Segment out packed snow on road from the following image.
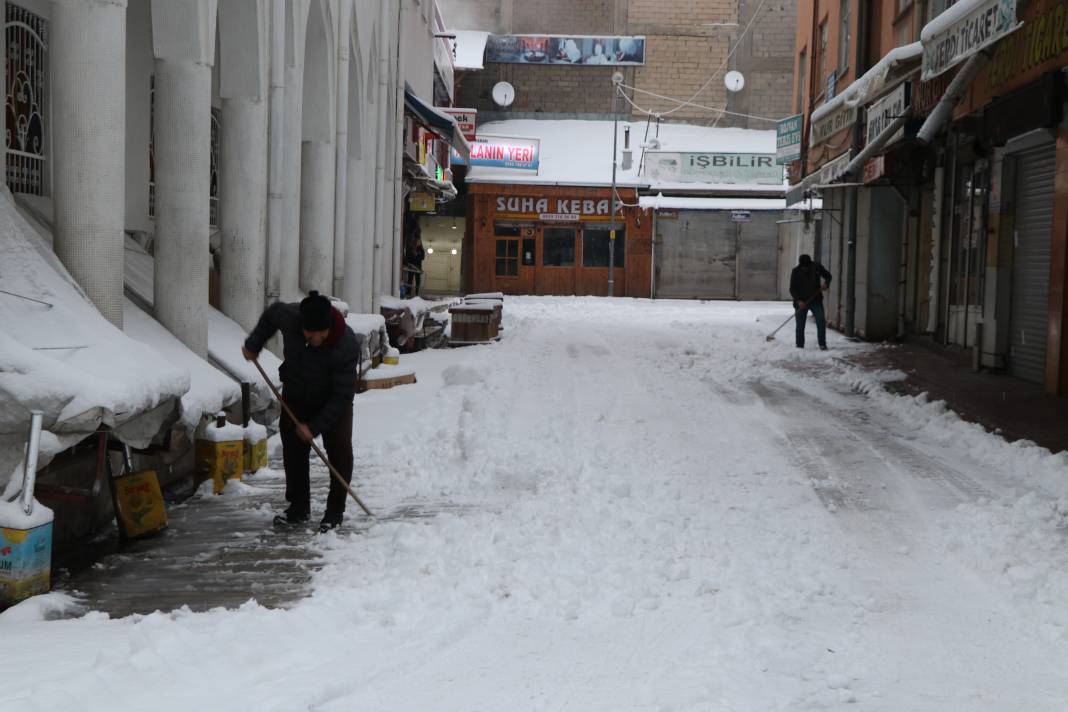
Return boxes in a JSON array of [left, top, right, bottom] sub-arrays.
[[5, 298, 1068, 711]]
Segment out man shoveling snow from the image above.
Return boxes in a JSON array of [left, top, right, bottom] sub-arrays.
[[242, 291, 359, 533]]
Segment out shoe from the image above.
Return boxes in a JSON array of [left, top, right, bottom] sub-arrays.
[[318, 512, 343, 533], [273, 507, 310, 527], [819, 345, 828, 351]]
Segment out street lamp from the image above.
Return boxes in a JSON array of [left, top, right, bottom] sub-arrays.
[[608, 71, 624, 297]]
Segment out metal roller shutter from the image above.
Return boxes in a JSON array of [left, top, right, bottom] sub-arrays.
[[736, 211, 780, 300], [655, 211, 736, 299], [1009, 144, 1055, 384]]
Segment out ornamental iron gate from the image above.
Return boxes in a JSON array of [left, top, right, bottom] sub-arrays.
[[5, 3, 47, 196]]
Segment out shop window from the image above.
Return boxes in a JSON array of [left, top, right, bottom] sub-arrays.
[[522, 238, 535, 266], [495, 239, 518, 276], [494, 221, 522, 237], [582, 225, 625, 268], [543, 228, 575, 267]]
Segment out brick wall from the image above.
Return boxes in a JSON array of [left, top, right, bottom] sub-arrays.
[[631, 35, 730, 122], [444, 0, 798, 129], [628, 0, 734, 26]]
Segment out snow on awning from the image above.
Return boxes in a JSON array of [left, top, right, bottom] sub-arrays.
[[810, 42, 922, 125], [0, 195, 188, 490], [638, 195, 787, 211], [404, 85, 472, 161], [451, 30, 489, 70]]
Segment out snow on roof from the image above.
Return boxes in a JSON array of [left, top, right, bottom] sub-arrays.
[[465, 119, 778, 190], [124, 299, 241, 430], [639, 195, 787, 211], [0, 191, 188, 490], [811, 42, 922, 124], [123, 236, 281, 419], [451, 30, 490, 70]]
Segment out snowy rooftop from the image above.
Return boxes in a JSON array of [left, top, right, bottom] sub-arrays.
[[465, 119, 780, 193], [450, 30, 490, 70]]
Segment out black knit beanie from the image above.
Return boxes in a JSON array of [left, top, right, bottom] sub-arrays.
[[300, 290, 333, 331]]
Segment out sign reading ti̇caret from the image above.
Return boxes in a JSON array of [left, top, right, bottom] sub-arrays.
[[921, 0, 1020, 80], [645, 152, 783, 186]]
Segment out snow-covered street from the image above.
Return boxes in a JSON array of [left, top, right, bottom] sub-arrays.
[[6, 298, 1068, 711]]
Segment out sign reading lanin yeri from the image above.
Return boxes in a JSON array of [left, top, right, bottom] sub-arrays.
[[921, 0, 1020, 80], [645, 152, 783, 185]]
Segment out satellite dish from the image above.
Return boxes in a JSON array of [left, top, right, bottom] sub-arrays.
[[492, 81, 515, 107], [724, 70, 745, 93]]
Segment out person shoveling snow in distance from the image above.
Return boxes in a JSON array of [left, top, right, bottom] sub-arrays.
[[789, 254, 832, 351], [242, 291, 359, 532]]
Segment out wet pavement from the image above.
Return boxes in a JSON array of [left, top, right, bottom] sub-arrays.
[[53, 466, 330, 616], [848, 340, 1068, 455]]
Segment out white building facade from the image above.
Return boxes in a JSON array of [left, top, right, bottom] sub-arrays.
[[7, 0, 457, 355]]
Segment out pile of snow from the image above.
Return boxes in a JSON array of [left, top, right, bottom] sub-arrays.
[[0, 190, 187, 491], [639, 195, 787, 211]]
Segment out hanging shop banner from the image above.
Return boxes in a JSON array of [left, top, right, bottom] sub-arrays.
[[921, 0, 1020, 80], [776, 114, 803, 164], [865, 81, 912, 145], [451, 136, 540, 171], [442, 108, 477, 141], [485, 34, 646, 65], [810, 104, 857, 146], [817, 150, 852, 185], [645, 152, 783, 185], [409, 192, 435, 212]]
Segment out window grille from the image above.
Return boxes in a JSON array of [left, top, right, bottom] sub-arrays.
[[5, 3, 47, 196]]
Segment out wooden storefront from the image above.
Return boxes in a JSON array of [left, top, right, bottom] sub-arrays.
[[464, 183, 651, 297]]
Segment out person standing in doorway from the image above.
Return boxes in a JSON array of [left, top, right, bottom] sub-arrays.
[[789, 254, 833, 350], [241, 291, 359, 532], [405, 236, 426, 297]]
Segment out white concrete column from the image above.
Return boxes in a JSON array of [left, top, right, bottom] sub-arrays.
[[342, 155, 369, 311], [281, 61, 305, 300], [298, 139, 335, 293], [51, 0, 127, 327], [153, 58, 212, 356], [218, 0, 269, 332], [219, 97, 267, 331], [266, 0, 286, 302]]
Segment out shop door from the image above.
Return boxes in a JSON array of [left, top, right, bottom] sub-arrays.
[[1009, 144, 1056, 384], [735, 211, 779, 300], [655, 211, 735, 299], [536, 226, 577, 295]]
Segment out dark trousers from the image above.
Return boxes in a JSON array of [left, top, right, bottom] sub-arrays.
[[795, 299, 827, 348], [279, 402, 353, 517]]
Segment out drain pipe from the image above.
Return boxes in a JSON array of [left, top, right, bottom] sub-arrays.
[[844, 0, 867, 338], [266, 0, 286, 304], [19, 411, 43, 516], [333, 7, 351, 297]]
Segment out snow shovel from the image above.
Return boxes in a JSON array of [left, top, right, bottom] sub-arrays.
[[250, 357, 375, 518], [765, 291, 821, 342]]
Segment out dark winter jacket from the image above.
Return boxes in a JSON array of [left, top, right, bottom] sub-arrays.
[[790, 262, 833, 306], [406, 243, 425, 268], [244, 302, 359, 436]]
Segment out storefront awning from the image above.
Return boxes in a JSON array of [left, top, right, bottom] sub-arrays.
[[403, 154, 457, 201], [810, 42, 922, 127], [404, 85, 472, 161]]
